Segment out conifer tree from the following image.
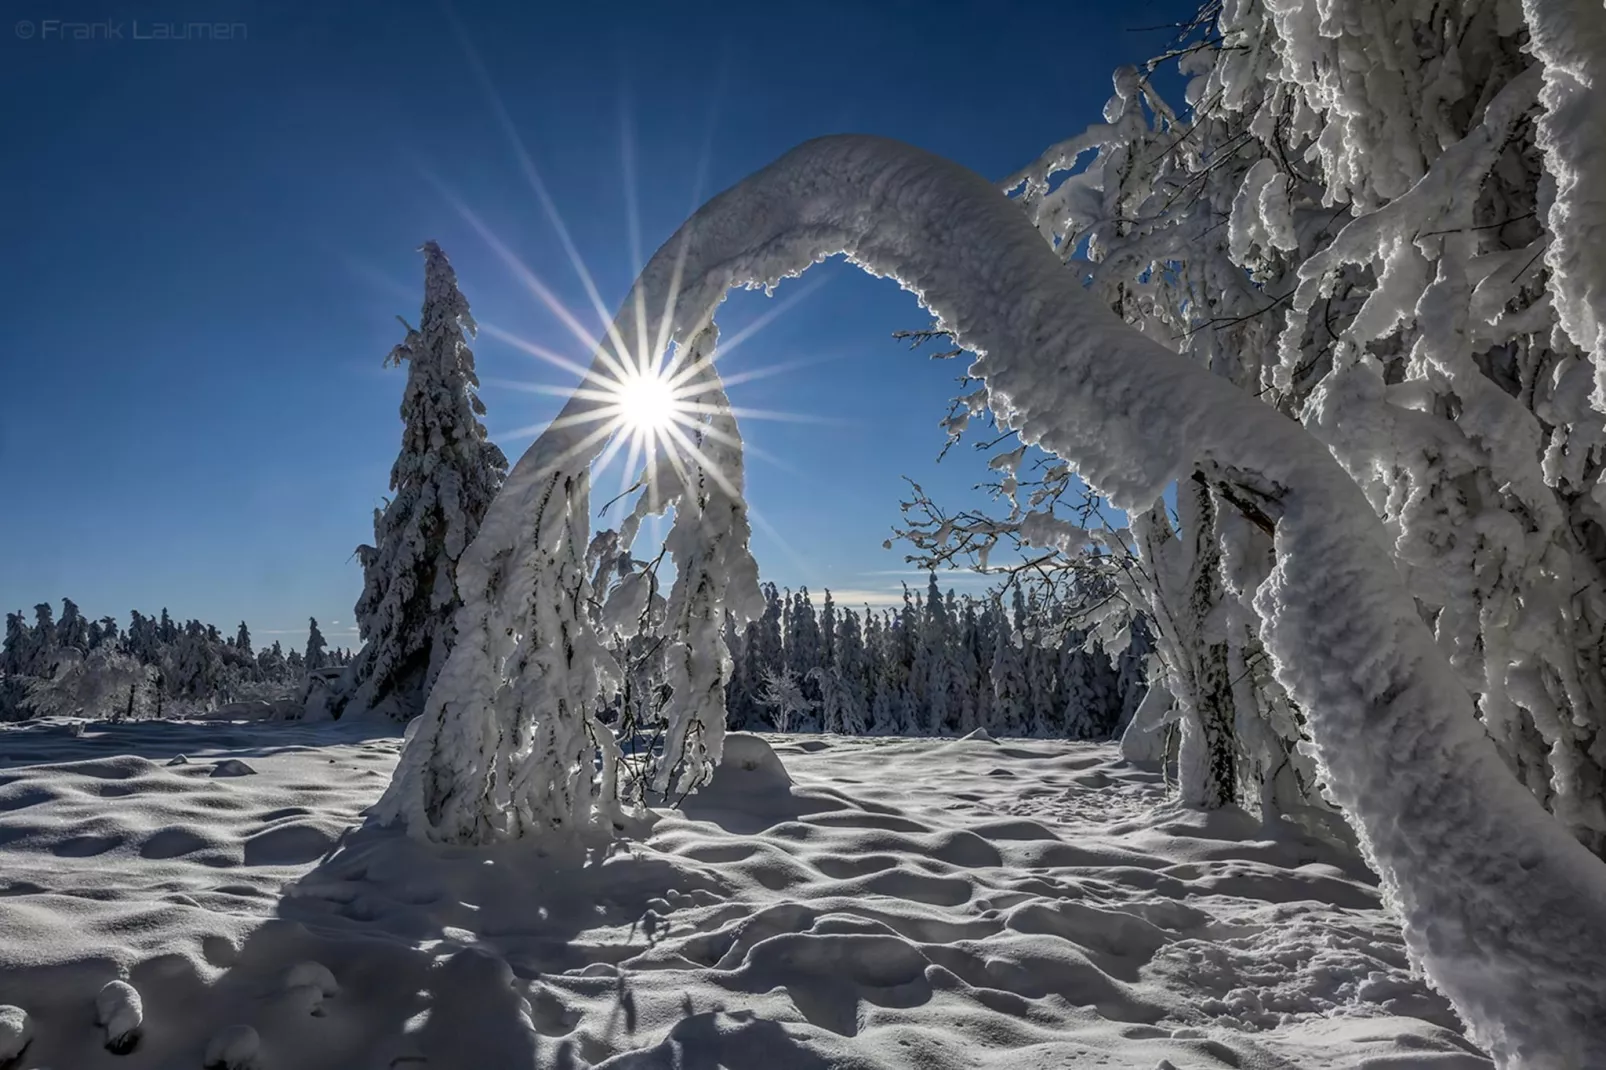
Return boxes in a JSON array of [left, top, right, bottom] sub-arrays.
[[56, 598, 89, 651], [344, 241, 508, 719], [28, 604, 56, 676], [1, 613, 26, 676], [304, 617, 328, 673], [257, 641, 288, 680]]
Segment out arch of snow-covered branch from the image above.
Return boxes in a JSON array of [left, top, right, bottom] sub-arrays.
[[378, 134, 1606, 1066]]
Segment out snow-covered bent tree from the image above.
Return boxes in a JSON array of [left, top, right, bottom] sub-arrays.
[[376, 135, 1606, 1065]]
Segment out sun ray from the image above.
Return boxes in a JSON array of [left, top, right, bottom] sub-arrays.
[[660, 421, 739, 501], [745, 499, 814, 576], [443, 8, 642, 385], [593, 422, 633, 478], [445, 200, 634, 388], [680, 416, 802, 477], [712, 352, 849, 390], [549, 420, 632, 473], [656, 429, 698, 503], [489, 407, 614, 442], [618, 89, 654, 379], [663, 274, 829, 390], [481, 379, 657, 411], [612, 430, 645, 510], [676, 401, 844, 425], [480, 377, 623, 402], [475, 323, 604, 385]]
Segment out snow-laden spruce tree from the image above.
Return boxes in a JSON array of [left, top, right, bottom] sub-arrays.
[[380, 131, 1606, 1064], [303, 617, 328, 673], [1, 613, 27, 677], [342, 241, 508, 720]]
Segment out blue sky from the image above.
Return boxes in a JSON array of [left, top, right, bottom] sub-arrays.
[[0, 0, 1191, 649]]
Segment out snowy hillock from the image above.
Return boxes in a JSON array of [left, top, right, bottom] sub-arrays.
[[0, 717, 1491, 1068]]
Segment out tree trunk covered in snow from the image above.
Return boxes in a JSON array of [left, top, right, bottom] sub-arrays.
[[1177, 479, 1237, 810], [385, 133, 1606, 1065]]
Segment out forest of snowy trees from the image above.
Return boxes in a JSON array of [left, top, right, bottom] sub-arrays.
[[0, 601, 347, 721], [648, 578, 1144, 738]]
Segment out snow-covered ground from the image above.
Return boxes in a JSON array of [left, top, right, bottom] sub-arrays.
[[0, 718, 1491, 1069]]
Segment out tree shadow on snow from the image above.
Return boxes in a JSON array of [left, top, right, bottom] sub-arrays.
[[0, 716, 400, 773], [182, 814, 756, 1069]]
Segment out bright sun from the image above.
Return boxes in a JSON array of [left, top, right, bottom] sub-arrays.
[[612, 370, 680, 435]]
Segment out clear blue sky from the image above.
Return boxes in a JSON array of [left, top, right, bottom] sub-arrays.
[[0, 0, 1191, 650]]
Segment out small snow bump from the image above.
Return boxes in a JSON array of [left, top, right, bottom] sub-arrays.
[[0, 1005, 32, 1061], [95, 980, 143, 1053], [203, 1024, 261, 1069], [285, 961, 339, 997], [167, 754, 191, 766], [209, 760, 257, 778]]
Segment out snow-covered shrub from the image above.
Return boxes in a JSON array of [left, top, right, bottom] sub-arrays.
[[23, 648, 155, 721], [756, 668, 815, 733]]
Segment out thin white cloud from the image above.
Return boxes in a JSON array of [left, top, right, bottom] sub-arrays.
[[858, 569, 993, 581], [818, 588, 911, 609]]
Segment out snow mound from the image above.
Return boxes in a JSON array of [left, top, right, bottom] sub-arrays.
[[210, 759, 257, 778], [0, 1005, 30, 1062], [284, 960, 338, 996], [94, 979, 142, 1053], [959, 727, 998, 743], [704, 732, 791, 792], [0, 720, 1489, 1068], [204, 1023, 260, 1069]]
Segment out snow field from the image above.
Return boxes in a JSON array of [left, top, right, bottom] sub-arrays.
[[0, 718, 1490, 1068]]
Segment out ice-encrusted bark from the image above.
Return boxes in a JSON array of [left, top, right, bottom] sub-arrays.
[[1523, 0, 1606, 410]]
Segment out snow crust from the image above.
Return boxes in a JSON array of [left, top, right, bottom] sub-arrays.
[[0, 718, 1495, 1068]]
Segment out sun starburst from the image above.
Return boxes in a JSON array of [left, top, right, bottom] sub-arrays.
[[409, 15, 844, 567], [611, 367, 680, 435]]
